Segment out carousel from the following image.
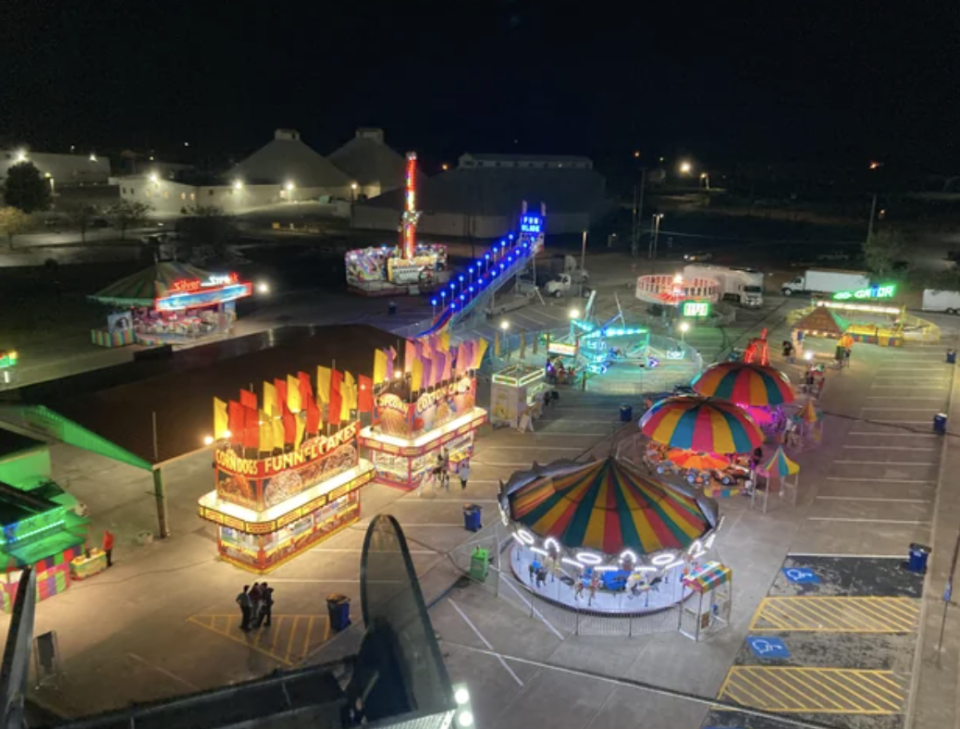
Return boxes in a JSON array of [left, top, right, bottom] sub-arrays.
[[691, 361, 796, 438], [499, 456, 720, 615]]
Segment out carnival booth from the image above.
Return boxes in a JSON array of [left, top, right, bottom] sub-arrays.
[[792, 305, 848, 342], [640, 395, 764, 497], [788, 399, 823, 451], [751, 446, 800, 513], [89, 262, 253, 347], [500, 456, 722, 615], [678, 561, 733, 641], [198, 368, 376, 573], [490, 363, 548, 429], [360, 336, 489, 490], [692, 361, 795, 438]]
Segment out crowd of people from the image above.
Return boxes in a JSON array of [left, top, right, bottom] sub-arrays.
[[235, 582, 275, 631], [418, 447, 471, 496]]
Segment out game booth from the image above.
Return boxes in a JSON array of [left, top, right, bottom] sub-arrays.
[[198, 373, 376, 573], [360, 336, 489, 489], [345, 152, 450, 296], [0, 430, 92, 612], [490, 363, 549, 429], [89, 262, 253, 347], [499, 456, 725, 615]]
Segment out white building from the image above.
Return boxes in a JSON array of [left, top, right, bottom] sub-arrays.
[[0, 148, 110, 188]]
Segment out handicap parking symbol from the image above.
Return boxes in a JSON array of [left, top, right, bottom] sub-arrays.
[[782, 567, 821, 584], [747, 636, 791, 659]]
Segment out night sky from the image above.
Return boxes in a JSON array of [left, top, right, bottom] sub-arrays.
[[2, 2, 958, 174]]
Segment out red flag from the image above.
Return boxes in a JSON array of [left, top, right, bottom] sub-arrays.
[[306, 399, 321, 434], [243, 406, 259, 449], [298, 371, 313, 402], [358, 374, 374, 413], [228, 401, 244, 444], [239, 389, 257, 411], [274, 378, 289, 416], [329, 370, 343, 424], [282, 412, 296, 445]]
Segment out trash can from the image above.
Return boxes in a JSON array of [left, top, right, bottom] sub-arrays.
[[388, 301, 398, 316], [620, 404, 633, 422], [948, 350, 957, 364], [463, 504, 482, 532], [907, 543, 931, 574], [326, 594, 351, 631], [470, 547, 489, 582], [934, 413, 948, 435]]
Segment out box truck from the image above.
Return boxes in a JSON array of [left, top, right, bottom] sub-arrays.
[[683, 265, 764, 307], [922, 289, 960, 314], [781, 269, 870, 297]]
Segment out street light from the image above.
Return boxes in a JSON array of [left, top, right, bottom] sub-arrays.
[[149, 172, 159, 184], [234, 179, 244, 190], [500, 320, 510, 331], [679, 321, 690, 343], [569, 308, 580, 319], [89, 153, 97, 163], [649, 214, 665, 259], [350, 182, 358, 202], [700, 172, 710, 190], [257, 282, 270, 294], [15, 150, 27, 163], [679, 161, 692, 175]]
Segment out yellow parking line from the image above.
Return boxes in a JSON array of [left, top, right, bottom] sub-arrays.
[[846, 671, 906, 704], [302, 616, 315, 660], [786, 670, 850, 711], [285, 617, 300, 663], [750, 597, 919, 633], [742, 670, 797, 709], [816, 671, 892, 713]]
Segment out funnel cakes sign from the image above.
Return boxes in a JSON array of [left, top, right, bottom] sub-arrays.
[[215, 422, 359, 510], [375, 376, 477, 437]]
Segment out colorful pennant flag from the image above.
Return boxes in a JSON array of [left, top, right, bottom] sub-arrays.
[[213, 398, 229, 439], [239, 389, 257, 412], [258, 410, 273, 453], [286, 374, 302, 412], [274, 378, 289, 416], [282, 412, 296, 445], [442, 349, 452, 381], [243, 406, 259, 449], [358, 374, 374, 413], [473, 338, 488, 369], [329, 370, 343, 424], [411, 357, 423, 391], [294, 413, 306, 450], [317, 366, 331, 405], [341, 371, 358, 421], [404, 340, 416, 374], [263, 382, 278, 417], [373, 349, 388, 385], [306, 398, 322, 434], [228, 401, 244, 444], [298, 371, 313, 403], [440, 329, 450, 352], [271, 408, 284, 448], [385, 347, 396, 381], [421, 355, 434, 389], [434, 351, 445, 384]]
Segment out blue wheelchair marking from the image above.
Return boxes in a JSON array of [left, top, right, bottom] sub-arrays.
[[747, 636, 791, 659], [782, 567, 820, 584]]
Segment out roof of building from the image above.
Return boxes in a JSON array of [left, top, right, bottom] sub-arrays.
[[229, 130, 352, 188], [1, 325, 399, 469], [793, 306, 849, 338], [328, 129, 409, 189], [89, 262, 215, 306], [357, 164, 606, 216]]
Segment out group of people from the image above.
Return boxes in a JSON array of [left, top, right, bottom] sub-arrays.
[[420, 447, 471, 496], [235, 582, 275, 631]]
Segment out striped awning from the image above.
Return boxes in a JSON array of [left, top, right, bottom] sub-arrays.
[[760, 446, 800, 477], [692, 362, 795, 407], [507, 457, 712, 556], [90, 262, 215, 306]]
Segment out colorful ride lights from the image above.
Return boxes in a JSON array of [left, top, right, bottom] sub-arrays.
[[430, 298, 438, 306], [440, 291, 447, 298]]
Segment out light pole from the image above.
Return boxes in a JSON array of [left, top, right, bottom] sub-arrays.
[[649, 214, 664, 259], [580, 230, 588, 297], [700, 172, 710, 191], [679, 320, 690, 344], [500, 320, 510, 360], [351, 182, 358, 202], [866, 193, 878, 246]]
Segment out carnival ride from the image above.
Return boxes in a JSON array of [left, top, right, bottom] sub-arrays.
[[499, 456, 720, 614], [635, 272, 721, 308]]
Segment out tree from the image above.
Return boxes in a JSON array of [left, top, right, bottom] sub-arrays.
[[0, 207, 31, 249], [3, 162, 51, 213], [107, 200, 152, 240], [63, 203, 101, 243], [863, 229, 905, 278], [177, 206, 237, 263]]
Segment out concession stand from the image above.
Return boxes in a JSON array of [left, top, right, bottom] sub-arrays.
[[490, 363, 548, 429]]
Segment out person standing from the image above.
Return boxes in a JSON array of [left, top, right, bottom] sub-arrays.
[[249, 582, 262, 628], [256, 583, 274, 628], [236, 585, 252, 632], [102, 529, 115, 567], [457, 460, 470, 490]]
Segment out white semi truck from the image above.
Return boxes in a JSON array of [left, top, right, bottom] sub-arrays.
[[683, 264, 764, 307], [922, 289, 960, 314], [781, 269, 870, 297]]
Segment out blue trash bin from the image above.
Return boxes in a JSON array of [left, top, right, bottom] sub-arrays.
[[908, 543, 931, 573], [934, 413, 948, 434], [620, 404, 633, 422], [463, 504, 482, 532], [949, 350, 957, 364], [326, 594, 351, 631]]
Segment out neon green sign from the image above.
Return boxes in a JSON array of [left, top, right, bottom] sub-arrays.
[[833, 284, 895, 301], [682, 301, 711, 318], [0, 350, 18, 370]]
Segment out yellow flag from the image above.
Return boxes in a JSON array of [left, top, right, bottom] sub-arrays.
[[317, 366, 331, 404], [258, 410, 273, 452], [263, 382, 278, 417], [411, 357, 423, 391], [373, 350, 387, 385], [294, 413, 306, 450], [494, 331, 501, 357], [271, 407, 284, 447], [213, 398, 228, 439], [474, 338, 489, 370], [440, 329, 450, 352], [341, 371, 357, 421], [286, 374, 302, 412]]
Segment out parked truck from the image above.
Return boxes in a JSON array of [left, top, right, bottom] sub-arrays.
[[922, 289, 960, 314], [544, 271, 590, 297], [683, 264, 764, 307], [780, 269, 870, 297]]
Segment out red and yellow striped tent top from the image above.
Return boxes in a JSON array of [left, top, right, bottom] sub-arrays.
[[508, 457, 711, 555]]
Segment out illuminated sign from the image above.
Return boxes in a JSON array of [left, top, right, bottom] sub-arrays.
[[520, 215, 542, 234], [0, 350, 18, 369], [170, 272, 239, 293], [833, 284, 895, 301], [156, 282, 252, 311], [548, 342, 578, 356], [682, 301, 711, 318]]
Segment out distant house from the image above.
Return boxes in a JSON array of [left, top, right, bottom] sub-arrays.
[[328, 128, 411, 200], [351, 152, 610, 238], [0, 148, 110, 188]]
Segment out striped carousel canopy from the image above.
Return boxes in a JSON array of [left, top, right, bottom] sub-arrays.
[[640, 395, 764, 453], [90, 262, 216, 306], [506, 457, 713, 556], [692, 362, 795, 407], [760, 446, 800, 478]]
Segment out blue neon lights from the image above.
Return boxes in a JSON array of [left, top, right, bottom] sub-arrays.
[[520, 215, 542, 234]]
